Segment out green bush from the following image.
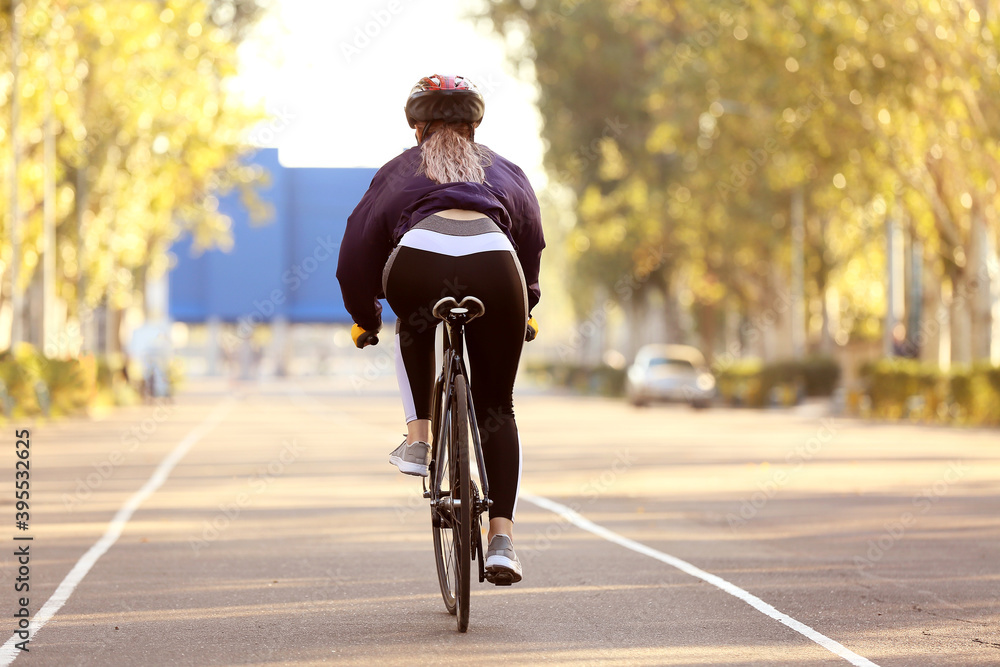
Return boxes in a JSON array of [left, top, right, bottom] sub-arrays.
[[521, 361, 626, 397], [717, 355, 841, 407], [715, 358, 765, 406], [800, 355, 842, 396], [0, 344, 46, 417], [960, 362, 1000, 426], [0, 347, 143, 419], [95, 354, 127, 406], [860, 358, 941, 420], [0, 361, 30, 417], [39, 358, 90, 417], [860, 358, 1000, 426], [531, 354, 842, 406]]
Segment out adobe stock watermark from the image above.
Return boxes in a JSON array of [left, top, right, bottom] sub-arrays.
[[711, 289, 794, 375], [394, 483, 427, 524], [340, 0, 406, 63], [873, 3, 918, 36], [193, 106, 298, 200], [223, 234, 340, 347], [189, 439, 305, 555], [245, 106, 297, 149], [535, 0, 643, 28], [726, 417, 838, 530], [550, 116, 630, 185], [556, 244, 668, 360], [321, 565, 350, 591], [715, 84, 830, 200], [61, 399, 176, 510], [523, 448, 636, 564], [853, 461, 968, 571], [892, 264, 991, 361], [42, 268, 135, 359], [669, 1, 746, 74], [350, 276, 470, 394], [61, 63, 165, 169], [394, 411, 516, 524], [536, 0, 586, 28]]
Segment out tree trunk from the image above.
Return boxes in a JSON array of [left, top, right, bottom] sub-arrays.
[[938, 277, 952, 371], [26, 271, 44, 349], [107, 305, 123, 358], [991, 234, 1000, 366], [622, 288, 639, 361], [0, 271, 9, 350], [76, 162, 91, 354], [9, 2, 23, 348], [907, 237, 923, 358], [790, 187, 805, 358], [762, 266, 791, 362], [724, 301, 742, 360], [43, 64, 57, 357], [884, 216, 904, 357], [950, 269, 972, 366], [663, 276, 683, 345], [917, 251, 943, 366], [820, 284, 838, 354], [697, 302, 717, 363], [969, 210, 992, 361]]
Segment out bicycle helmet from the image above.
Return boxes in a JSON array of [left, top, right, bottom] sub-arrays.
[[404, 74, 485, 129]]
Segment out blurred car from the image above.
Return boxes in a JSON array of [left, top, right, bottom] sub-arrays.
[[626, 344, 715, 409]]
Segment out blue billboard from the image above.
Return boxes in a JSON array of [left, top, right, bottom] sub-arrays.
[[168, 149, 383, 325]]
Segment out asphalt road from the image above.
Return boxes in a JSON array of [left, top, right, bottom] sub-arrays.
[[3, 376, 999, 666]]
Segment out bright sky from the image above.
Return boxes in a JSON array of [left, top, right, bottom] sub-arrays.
[[231, 0, 546, 186]]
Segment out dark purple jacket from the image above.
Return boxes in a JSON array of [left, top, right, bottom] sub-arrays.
[[336, 145, 544, 332]]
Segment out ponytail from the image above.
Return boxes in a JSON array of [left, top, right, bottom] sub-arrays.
[[419, 123, 493, 184]]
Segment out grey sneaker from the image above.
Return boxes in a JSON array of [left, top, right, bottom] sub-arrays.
[[484, 534, 522, 585], [388, 438, 430, 477]]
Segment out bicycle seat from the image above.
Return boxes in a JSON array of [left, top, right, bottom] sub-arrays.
[[432, 296, 485, 323]]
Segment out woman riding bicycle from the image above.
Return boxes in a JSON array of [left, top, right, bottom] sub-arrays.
[[336, 74, 544, 585]]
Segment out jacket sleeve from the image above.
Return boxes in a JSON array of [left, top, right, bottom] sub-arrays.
[[336, 167, 396, 332], [506, 167, 545, 314]]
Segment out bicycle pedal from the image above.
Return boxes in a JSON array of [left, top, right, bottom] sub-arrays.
[[485, 570, 515, 586]]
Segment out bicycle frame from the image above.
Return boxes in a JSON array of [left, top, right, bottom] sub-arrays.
[[424, 308, 492, 578]]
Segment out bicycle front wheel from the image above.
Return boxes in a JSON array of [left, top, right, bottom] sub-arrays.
[[431, 399, 458, 616], [431, 375, 472, 632], [451, 375, 472, 632]]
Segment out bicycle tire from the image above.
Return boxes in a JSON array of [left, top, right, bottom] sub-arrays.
[[432, 392, 458, 615], [452, 374, 472, 632]]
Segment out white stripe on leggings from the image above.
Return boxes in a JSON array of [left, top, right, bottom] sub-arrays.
[[511, 431, 523, 521], [395, 330, 418, 424], [398, 228, 515, 256]]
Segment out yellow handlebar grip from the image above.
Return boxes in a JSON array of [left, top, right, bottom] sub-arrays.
[[351, 324, 379, 348], [526, 317, 539, 342]]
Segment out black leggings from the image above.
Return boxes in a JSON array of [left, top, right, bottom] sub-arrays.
[[384, 214, 527, 521]]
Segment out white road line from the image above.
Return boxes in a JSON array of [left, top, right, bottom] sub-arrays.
[[522, 493, 881, 667], [0, 399, 235, 665]]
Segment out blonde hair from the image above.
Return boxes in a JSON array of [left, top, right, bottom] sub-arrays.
[[419, 122, 493, 184]]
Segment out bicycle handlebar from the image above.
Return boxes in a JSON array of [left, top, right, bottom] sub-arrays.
[[351, 323, 379, 349]]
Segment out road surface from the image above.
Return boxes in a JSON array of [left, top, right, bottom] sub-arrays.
[[3, 376, 998, 666]]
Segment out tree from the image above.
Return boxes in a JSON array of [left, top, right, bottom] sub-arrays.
[[484, 0, 1000, 364], [1, 0, 271, 355]]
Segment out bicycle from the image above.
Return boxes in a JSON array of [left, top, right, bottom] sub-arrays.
[[423, 295, 492, 633]]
